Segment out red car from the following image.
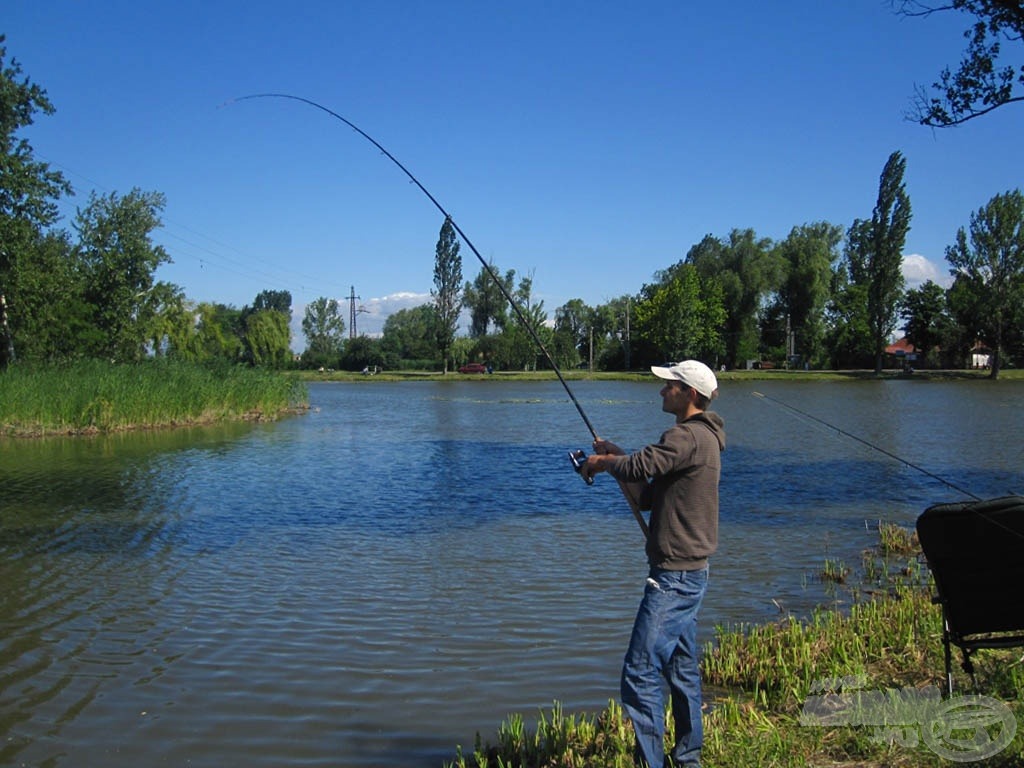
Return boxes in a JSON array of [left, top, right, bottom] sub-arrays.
[[458, 362, 488, 374]]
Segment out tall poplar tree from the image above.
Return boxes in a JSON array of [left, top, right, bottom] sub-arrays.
[[432, 217, 462, 373], [847, 151, 912, 374]]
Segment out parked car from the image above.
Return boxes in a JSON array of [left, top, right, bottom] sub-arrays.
[[458, 362, 488, 374]]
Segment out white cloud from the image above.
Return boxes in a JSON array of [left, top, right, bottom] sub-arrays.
[[290, 291, 432, 350], [355, 292, 432, 336], [902, 253, 950, 289]]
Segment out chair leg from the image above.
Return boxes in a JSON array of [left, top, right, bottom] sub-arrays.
[[942, 619, 954, 696], [961, 647, 978, 694]]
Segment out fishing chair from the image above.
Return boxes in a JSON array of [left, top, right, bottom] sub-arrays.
[[916, 495, 1024, 695]]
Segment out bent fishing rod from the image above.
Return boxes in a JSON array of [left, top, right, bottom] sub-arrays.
[[227, 93, 595, 435], [226, 93, 649, 536], [752, 390, 982, 501]]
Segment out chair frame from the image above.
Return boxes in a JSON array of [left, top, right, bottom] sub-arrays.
[[916, 495, 1024, 696]]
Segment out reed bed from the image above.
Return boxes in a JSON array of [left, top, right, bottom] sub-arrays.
[[0, 359, 307, 436], [446, 525, 1024, 767]]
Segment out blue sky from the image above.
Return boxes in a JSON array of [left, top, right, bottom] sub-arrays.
[[5, 1, 1023, 340]]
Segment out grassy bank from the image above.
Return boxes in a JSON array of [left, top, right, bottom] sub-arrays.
[[0, 359, 308, 437], [444, 524, 1024, 767]]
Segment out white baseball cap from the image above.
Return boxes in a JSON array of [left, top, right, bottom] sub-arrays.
[[650, 360, 719, 399]]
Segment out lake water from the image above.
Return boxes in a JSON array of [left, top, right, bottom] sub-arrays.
[[2, 377, 1022, 767]]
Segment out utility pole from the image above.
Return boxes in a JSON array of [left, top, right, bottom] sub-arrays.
[[786, 314, 795, 367], [348, 285, 367, 339], [624, 297, 631, 371]]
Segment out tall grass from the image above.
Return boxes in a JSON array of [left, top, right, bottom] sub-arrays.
[[444, 524, 1024, 767], [0, 359, 307, 436]]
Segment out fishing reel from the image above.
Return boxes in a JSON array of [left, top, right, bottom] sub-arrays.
[[568, 449, 593, 485]]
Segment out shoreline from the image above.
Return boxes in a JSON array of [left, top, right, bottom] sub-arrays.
[[293, 367, 1020, 384]]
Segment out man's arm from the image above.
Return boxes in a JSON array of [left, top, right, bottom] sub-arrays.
[[584, 439, 649, 538]]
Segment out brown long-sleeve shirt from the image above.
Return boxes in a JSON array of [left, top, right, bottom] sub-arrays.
[[606, 411, 725, 570]]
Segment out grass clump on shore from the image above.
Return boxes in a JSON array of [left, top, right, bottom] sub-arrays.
[[0, 359, 308, 436], [445, 524, 1024, 767]]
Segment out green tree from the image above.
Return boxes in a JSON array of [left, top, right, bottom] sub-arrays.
[[590, 296, 636, 370], [826, 273, 873, 369], [552, 298, 591, 369], [195, 302, 244, 362], [0, 36, 73, 366], [302, 296, 345, 365], [687, 229, 782, 368], [896, 1, 1024, 126], [7, 230, 97, 362], [463, 260, 513, 337], [432, 217, 462, 373], [244, 309, 291, 368], [380, 303, 438, 366], [74, 188, 175, 361], [251, 289, 292, 318], [946, 189, 1024, 377], [634, 263, 725, 364], [848, 151, 912, 374], [768, 222, 843, 368], [142, 281, 191, 358], [504, 273, 548, 370], [900, 279, 957, 368], [340, 335, 384, 372]]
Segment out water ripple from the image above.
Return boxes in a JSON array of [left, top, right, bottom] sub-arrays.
[[2, 380, 1023, 766]]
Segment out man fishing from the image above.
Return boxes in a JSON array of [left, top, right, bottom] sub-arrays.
[[581, 360, 725, 768], [234, 95, 726, 766]]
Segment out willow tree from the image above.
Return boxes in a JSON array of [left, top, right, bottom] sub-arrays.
[[244, 309, 291, 368]]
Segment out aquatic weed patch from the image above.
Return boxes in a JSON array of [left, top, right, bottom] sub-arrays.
[[0, 359, 307, 436]]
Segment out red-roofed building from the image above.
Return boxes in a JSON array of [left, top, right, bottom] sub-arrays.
[[884, 337, 917, 370]]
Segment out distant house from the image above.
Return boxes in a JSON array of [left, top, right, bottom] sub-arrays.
[[885, 337, 917, 369], [970, 342, 991, 369]]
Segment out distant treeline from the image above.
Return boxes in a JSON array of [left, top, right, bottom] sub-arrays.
[[3, 38, 1022, 379]]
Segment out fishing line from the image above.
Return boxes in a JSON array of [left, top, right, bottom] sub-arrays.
[[752, 390, 982, 501], [224, 93, 599, 441]]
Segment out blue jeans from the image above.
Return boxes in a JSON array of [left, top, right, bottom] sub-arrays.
[[621, 567, 708, 768]]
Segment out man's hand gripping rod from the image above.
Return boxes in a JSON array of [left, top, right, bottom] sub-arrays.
[[570, 449, 649, 539]]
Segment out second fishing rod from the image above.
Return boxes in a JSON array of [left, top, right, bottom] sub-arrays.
[[752, 389, 983, 501]]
